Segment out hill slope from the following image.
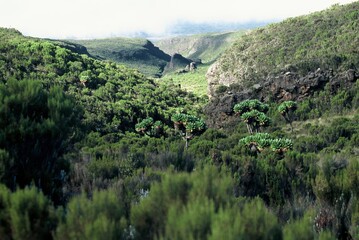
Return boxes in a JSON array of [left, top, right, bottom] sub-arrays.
[[68, 38, 172, 77], [155, 31, 245, 64], [207, 2, 359, 96], [0, 28, 203, 135], [68, 38, 196, 77]]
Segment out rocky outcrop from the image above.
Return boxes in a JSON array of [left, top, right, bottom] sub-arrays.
[[163, 53, 193, 74], [143, 40, 171, 62], [204, 68, 358, 128]]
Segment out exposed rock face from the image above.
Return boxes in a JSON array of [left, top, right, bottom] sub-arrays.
[[206, 62, 239, 98], [204, 69, 358, 128], [143, 40, 171, 62], [163, 53, 193, 73], [189, 62, 197, 71]]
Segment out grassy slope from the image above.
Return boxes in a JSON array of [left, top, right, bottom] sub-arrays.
[[213, 2, 359, 87], [155, 31, 245, 64], [157, 31, 246, 97], [69, 38, 170, 77], [159, 64, 209, 97]]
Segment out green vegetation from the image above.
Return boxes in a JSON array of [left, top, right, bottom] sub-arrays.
[[160, 64, 209, 97], [234, 99, 270, 134], [69, 38, 171, 77], [214, 1, 359, 87], [0, 2, 358, 238], [171, 113, 206, 148], [155, 31, 245, 64], [158, 31, 246, 97], [278, 101, 298, 132]]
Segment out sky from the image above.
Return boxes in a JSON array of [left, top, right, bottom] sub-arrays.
[[0, 0, 357, 39]]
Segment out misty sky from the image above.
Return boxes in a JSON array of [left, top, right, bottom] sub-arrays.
[[0, 0, 356, 39]]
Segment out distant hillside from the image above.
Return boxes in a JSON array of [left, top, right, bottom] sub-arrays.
[[155, 31, 245, 64], [68, 38, 171, 77], [68, 38, 197, 77], [165, 21, 268, 36], [207, 2, 359, 96]]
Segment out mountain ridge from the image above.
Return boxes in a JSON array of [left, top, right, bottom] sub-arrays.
[[68, 37, 197, 77], [155, 31, 245, 64]]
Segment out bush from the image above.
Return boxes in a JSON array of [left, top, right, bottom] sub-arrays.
[[9, 186, 56, 240], [55, 189, 127, 240]]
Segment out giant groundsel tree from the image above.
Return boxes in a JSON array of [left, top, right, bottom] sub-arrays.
[[234, 99, 270, 134], [171, 113, 206, 149]]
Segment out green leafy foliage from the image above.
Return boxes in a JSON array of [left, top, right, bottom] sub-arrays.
[[0, 4, 358, 238], [0, 27, 204, 137], [234, 99, 269, 115], [55, 190, 127, 240], [239, 133, 272, 152], [171, 113, 206, 148], [7, 186, 56, 240], [278, 101, 297, 115], [239, 133, 293, 154], [0, 79, 81, 202], [132, 167, 282, 240], [234, 100, 271, 134], [270, 138, 293, 153], [135, 117, 164, 137], [278, 101, 297, 132]]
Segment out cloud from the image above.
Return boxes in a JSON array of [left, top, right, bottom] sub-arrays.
[[0, 0, 356, 39]]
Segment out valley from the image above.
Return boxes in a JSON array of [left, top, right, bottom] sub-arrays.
[[0, 1, 358, 239]]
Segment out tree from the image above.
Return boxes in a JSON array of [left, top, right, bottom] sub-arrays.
[[135, 117, 163, 137], [171, 113, 206, 149], [277, 101, 297, 132], [55, 190, 127, 240], [236, 100, 293, 155], [9, 186, 56, 240], [0, 79, 82, 203], [234, 100, 270, 134]]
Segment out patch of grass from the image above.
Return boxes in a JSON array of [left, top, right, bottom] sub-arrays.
[[159, 64, 209, 97]]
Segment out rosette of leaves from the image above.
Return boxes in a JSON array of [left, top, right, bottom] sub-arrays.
[[240, 133, 293, 154], [153, 120, 163, 129], [171, 113, 206, 148], [135, 117, 154, 133], [277, 101, 297, 132], [234, 99, 268, 116], [277, 101, 297, 115], [171, 113, 185, 124], [185, 119, 206, 133], [257, 112, 271, 127], [136, 117, 164, 137], [270, 138, 293, 153], [153, 120, 163, 135], [171, 113, 186, 131], [241, 110, 271, 133], [240, 133, 272, 152]]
